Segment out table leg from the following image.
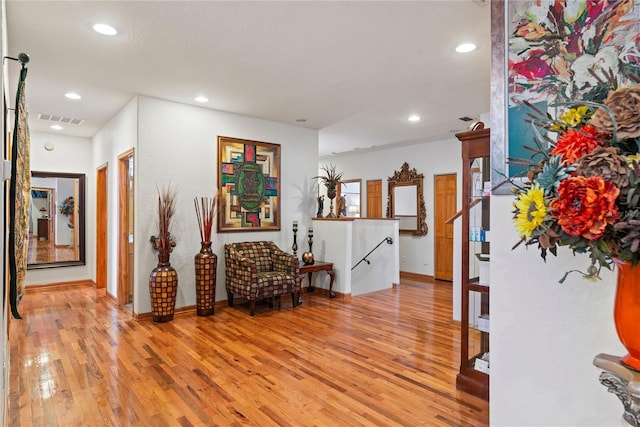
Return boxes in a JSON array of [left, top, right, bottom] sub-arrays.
[[307, 272, 314, 292], [327, 269, 335, 298]]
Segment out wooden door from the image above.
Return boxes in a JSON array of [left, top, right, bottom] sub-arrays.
[[434, 174, 456, 281], [367, 180, 382, 218], [117, 149, 134, 306], [96, 165, 108, 289]]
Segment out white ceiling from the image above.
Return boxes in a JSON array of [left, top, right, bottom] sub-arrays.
[[5, 0, 491, 157]]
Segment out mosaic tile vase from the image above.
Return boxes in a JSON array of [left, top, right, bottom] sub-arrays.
[[195, 242, 217, 316], [149, 253, 178, 322]]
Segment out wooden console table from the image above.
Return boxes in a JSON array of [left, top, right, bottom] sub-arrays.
[[298, 260, 336, 298]]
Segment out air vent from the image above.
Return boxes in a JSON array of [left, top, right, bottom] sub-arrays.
[[38, 113, 84, 126]]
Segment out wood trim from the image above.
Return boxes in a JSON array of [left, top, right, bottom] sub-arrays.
[[96, 164, 108, 289], [24, 280, 95, 292], [117, 149, 134, 306], [400, 271, 433, 282], [133, 304, 197, 321]]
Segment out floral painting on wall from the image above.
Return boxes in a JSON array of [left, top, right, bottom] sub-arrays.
[[217, 136, 280, 232], [507, 0, 639, 177]]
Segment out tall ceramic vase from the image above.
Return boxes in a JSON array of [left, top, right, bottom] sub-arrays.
[[195, 241, 217, 316], [149, 253, 178, 322], [614, 262, 640, 371]]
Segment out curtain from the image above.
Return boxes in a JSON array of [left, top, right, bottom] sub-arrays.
[[9, 66, 30, 319]]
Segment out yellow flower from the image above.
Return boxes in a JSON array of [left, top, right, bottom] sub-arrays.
[[559, 105, 590, 127], [627, 154, 640, 168], [514, 184, 547, 240]]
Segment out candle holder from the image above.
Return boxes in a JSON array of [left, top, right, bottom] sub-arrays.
[[302, 227, 314, 265], [292, 221, 298, 258]]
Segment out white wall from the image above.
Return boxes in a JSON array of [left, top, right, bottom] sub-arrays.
[[134, 96, 318, 315], [491, 195, 626, 425], [26, 131, 94, 285], [320, 137, 461, 277], [351, 219, 399, 296], [92, 97, 139, 298]]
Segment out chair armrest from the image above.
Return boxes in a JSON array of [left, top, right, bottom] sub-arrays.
[[225, 247, 258, 282], [272, 248, 300, 277]]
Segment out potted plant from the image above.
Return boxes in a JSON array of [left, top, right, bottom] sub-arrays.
[[314, 164, 344, 218]]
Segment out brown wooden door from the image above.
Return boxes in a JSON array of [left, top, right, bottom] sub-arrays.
[[367, 180, 382, 218], [96, 165, 108, 289], [434, 174, 456, 281]]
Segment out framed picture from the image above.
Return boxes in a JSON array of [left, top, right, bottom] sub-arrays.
[[491, 0, 640, 194], [217, 136, 281, 232]]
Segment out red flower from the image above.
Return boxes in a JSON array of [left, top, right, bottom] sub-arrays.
[[550, 176, 620, 240], [511, 57, 553, 80], [550, 124, 607, 164]]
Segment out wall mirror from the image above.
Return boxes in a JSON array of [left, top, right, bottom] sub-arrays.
[[337, 179, 361, 217], [386, 162, 428, 236], [28, 171, 85, 269]]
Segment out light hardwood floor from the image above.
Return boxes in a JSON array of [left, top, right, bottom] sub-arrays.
[[9, 279, 489, 426]]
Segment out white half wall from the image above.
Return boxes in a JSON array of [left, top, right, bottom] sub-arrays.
[[351, 219, 399, 296]]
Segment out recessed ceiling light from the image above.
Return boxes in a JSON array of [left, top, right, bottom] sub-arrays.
[[65, 92, 82, 100], [456, 43, 476, 53], [408, 115, 421, 122], [194, 96, 209, 103], [51, 124, 63, 130], [93, 23, 117, 36]]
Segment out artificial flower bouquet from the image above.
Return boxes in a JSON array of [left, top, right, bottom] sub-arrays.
[[513, 87, 640, 282]]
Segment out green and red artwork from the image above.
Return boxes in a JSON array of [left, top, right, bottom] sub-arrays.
[[218, 136, 280, 232]]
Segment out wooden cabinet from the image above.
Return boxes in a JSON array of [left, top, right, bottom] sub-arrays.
[[455, 127, 490, 400], [37, 218, 49, 241]]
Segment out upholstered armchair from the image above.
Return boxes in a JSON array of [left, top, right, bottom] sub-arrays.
[[224, 241, 301, 316]]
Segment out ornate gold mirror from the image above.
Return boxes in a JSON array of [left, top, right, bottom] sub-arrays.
[[28, 171, 85, 269], [386, 162, 427, 236]]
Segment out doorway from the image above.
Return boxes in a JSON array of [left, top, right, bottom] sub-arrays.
[[366, 179, 382, 218], [96, 164, 107, 289], [117, 149, 134, 307], [434, 174, 456, 281]]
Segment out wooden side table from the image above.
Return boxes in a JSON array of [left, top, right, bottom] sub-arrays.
[[298, 260, 336, 298]]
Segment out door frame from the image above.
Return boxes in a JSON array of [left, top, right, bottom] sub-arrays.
[[96, 163, 108, 289], [117, 149, 134, 306]]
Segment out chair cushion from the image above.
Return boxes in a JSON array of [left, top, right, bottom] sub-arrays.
[[256, 271, 294, 298], [233, 241, 273, 273]]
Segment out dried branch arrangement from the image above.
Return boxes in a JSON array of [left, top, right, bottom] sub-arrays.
[[194, 194, 218, 242]]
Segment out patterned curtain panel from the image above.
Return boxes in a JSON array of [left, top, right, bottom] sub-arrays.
[[9, 66, 31, 319]]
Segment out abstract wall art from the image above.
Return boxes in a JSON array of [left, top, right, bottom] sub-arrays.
[[217, 136, 280, 232]]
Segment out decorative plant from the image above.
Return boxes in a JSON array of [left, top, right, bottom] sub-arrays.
[[194, 194, 218, 243], [314, 164, 344, 194], [509, 1, 640, 283], [58, 196, 74, 216], [512, 87, 640, 282], [150, 185, 177, 256]]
